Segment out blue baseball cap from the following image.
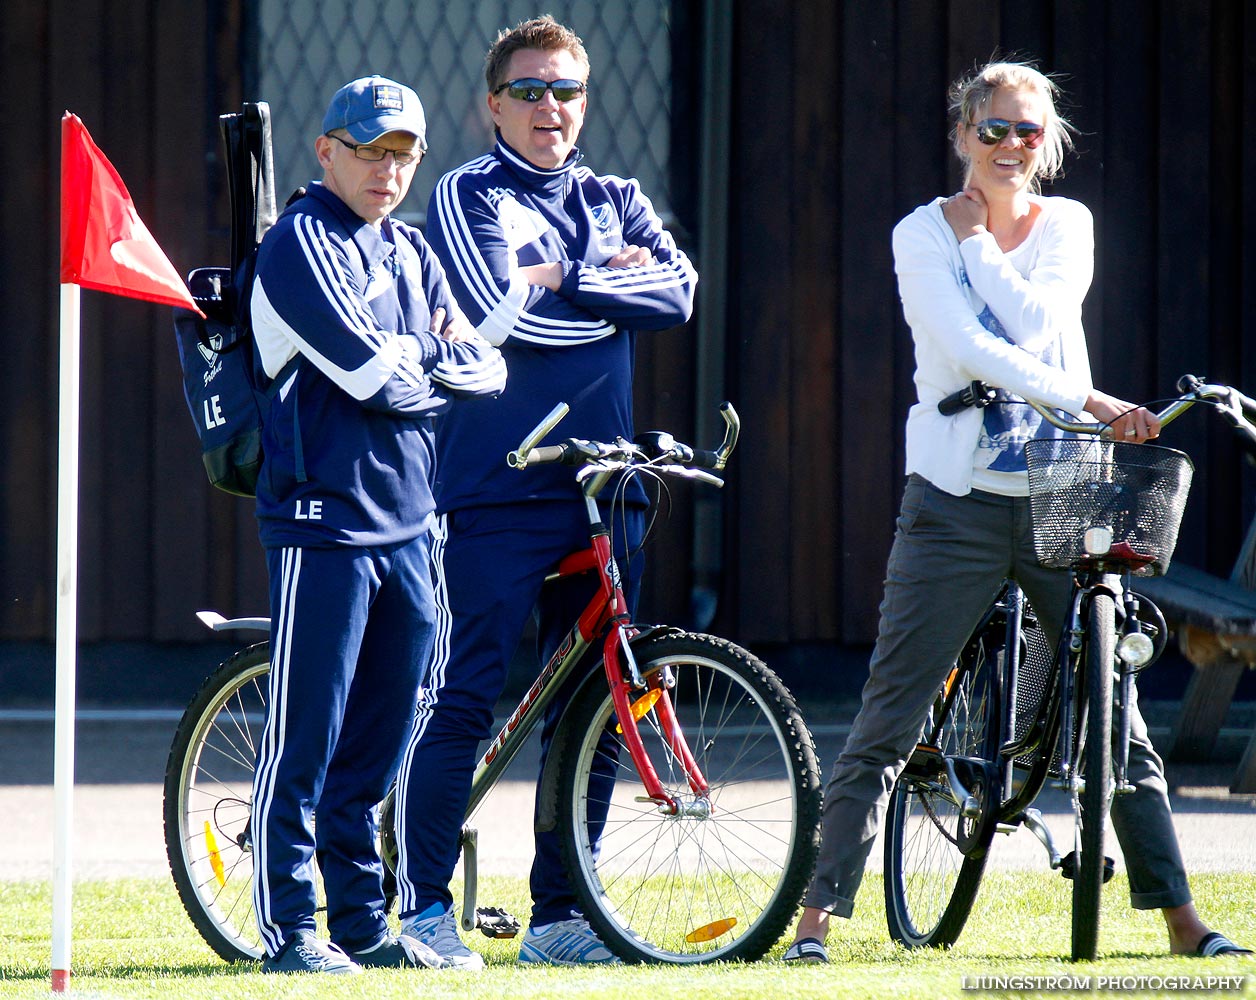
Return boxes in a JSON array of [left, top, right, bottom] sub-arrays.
[[322, 76, 428, 150]]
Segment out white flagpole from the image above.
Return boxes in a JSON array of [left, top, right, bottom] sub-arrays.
[[51, 281, 81, 993]]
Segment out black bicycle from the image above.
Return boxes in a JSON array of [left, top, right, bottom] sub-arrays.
[[883, 375, 1256, 961]]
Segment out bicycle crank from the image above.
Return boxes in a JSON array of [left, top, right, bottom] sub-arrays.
[[945, 755, 999, 856]]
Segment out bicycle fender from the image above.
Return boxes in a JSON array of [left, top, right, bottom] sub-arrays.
[[534, 624, 680, 832]]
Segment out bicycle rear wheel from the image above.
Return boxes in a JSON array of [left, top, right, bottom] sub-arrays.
[[1071, 591, 1114, 961], [163, 643, 270, 962], [555, 631, 821, 964], [884, 627, 998, 948]]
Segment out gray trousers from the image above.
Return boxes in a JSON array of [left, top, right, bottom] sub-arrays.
[[804, 475, 1191, 917]]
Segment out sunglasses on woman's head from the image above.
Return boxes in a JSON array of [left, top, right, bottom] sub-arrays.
[[970, 118, 1046, 149]]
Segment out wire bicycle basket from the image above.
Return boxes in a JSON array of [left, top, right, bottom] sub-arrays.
[[1024, 438, 1194, 577]]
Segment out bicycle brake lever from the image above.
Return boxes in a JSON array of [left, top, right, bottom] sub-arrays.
[[656, 464, 724, 488]]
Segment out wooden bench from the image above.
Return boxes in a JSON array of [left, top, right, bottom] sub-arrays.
[[1136, 528, 1256, 793]]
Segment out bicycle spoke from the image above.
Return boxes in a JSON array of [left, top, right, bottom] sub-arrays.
[[165, 646, 269, 962], [885, 627, 995, 948], [557, 635, 820, 963]]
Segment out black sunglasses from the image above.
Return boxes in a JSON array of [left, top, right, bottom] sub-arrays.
[[970, 118, 1046, 149], [492, 78, 587, 103]]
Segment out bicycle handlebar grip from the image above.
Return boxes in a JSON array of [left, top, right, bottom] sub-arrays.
[[938, 380, 993, 416], [688, 448, 724, 470], [522, 444, 572, 466]]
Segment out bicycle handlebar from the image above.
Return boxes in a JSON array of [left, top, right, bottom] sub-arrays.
[[506, 401, 742, 480], [937, 374, 1256, 450]]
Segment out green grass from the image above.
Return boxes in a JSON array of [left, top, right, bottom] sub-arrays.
[[1, 873, 1253, 999]]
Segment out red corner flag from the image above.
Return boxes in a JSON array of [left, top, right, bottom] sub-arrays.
[[60, 112, 200, 312]]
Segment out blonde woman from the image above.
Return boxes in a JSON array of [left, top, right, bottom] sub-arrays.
[[785, 60, 1249, 963]]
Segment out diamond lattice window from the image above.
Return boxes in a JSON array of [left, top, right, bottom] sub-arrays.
[[257, 0, 676, 225]]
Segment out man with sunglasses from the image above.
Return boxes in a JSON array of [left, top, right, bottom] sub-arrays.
[[245, 75, 506, 974], [393, 15, 697, 969]]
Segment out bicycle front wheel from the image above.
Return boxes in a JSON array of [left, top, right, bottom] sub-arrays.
[[163, 643, 270, 962], [556, 631, 822, 964], [884, 629, 997, 948], [1072, 591, 1114, 962]]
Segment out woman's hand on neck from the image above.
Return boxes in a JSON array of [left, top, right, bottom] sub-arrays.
[[942, 186, 989, 243], [947, 182, 1036, 252]]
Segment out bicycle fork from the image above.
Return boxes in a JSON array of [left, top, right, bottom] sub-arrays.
[[584, 521, 711, 813], [1058, 573, 1140, 797], [603, 621, 712, 814]]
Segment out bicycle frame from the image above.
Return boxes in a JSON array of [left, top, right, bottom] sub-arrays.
[[464, 511, 708, 822], [200, 519, 704, 824]]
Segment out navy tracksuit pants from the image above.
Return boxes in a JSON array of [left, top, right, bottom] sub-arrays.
[[251, 535, 437, 955], [394, 500, 643, 925]]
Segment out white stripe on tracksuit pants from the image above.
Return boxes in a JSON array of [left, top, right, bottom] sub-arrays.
[[250, 536, 437, 954]]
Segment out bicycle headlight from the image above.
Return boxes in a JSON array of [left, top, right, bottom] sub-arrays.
[[1083, 526, 1113, 556], [1117, 631, 1155, 667]]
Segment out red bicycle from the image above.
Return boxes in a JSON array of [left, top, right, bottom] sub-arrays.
[[164, 401, 823, 964]]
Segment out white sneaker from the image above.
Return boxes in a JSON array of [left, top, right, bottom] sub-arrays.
[[518, 916, 619, 965], [401, 904, 485, 971]]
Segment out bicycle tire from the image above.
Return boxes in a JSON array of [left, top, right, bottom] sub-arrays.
[[163, 643, 270, 962], [1071, 591, 1114, 961], [884, 630, 997, 948], [555, 631, 822, 963]]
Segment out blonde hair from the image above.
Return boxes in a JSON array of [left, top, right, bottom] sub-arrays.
[[948, 60, 1074, 191]]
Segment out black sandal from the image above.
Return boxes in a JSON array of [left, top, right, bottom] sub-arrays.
[[783, 937, 829, 963], [1195, 932, 1253, 957]]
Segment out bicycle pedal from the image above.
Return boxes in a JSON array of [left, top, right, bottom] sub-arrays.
[[475, 906, 521, 939], [1059, 850, 1116, 884], [903, 743, 945, 779]]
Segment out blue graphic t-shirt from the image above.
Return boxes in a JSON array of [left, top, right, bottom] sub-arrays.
[[960, 216, 1076, 498], [972, 301, 1067, 476]]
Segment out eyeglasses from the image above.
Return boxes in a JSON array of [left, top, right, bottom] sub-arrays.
[[327, 133, 422, 166], [969, 118, 1047, 149], [492, 78, 587, 103]]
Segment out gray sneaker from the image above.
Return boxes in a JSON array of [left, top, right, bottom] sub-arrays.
[[348, 932, 441, 969], [401, 904, 485, 971], [261, 930, 361, 975], [518, 917, 619, 965]]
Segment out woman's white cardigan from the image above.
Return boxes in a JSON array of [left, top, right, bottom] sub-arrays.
[[892, 195, 1096, 496]]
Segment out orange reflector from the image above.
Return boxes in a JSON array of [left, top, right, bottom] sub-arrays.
[[615, 689, 662, 733], [685, 917, 737, 943], [204, 821, 226, 888]]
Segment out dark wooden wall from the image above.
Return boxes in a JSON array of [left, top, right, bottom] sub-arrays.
[[723, 0, 1256, 645], [2, 0, 259, 645], [2, 0, 1253, 659]]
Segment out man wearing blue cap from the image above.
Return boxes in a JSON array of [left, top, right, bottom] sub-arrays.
[[246, 75, 507, 974]]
